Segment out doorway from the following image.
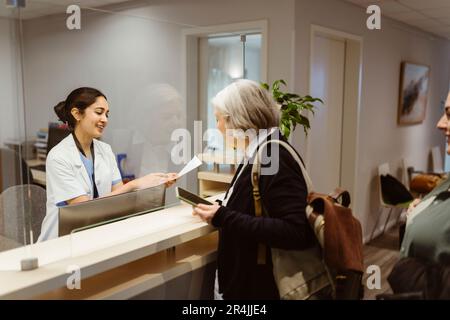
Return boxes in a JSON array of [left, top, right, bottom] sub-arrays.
[[198, 33, 262, 153], [182, 21, 268, 192], [307, 25, 362, 206], [308, 34, 345, 192]]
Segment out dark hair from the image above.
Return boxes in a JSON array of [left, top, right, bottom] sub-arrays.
[[54, 87, 107, 129]]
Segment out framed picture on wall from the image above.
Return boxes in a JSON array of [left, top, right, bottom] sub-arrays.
[[398, 62, 430, 125]]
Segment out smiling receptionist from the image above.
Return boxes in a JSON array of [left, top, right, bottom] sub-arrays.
[[38, 87, 178, 242]]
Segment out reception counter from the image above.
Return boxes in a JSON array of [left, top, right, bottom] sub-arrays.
[[0, 194, 223, 299]]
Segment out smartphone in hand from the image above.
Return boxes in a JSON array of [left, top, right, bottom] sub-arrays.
[[176, 187, 213, 206]]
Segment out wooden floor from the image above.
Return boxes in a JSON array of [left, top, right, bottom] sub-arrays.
[[362, 226, 401, 300]]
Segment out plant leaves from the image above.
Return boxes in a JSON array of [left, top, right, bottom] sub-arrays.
[[281, 124, 290, 139], [260, 82, 269, 90], [266, 79, 322, 136]]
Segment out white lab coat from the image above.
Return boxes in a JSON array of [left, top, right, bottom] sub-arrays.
[[38, 135, 122, 241]]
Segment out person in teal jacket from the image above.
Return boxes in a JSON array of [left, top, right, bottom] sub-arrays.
[[388, 92, 450, 299], [401, 92, 450, 264]]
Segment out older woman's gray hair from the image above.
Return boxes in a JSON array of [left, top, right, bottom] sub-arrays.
[[212, 79, 280, 131]]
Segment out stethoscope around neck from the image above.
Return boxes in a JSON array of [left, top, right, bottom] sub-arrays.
[[72, 132, 99, 199]]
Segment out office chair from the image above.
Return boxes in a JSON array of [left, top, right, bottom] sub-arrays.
[[370, 163, 413, 242], [0, 184, 46, 250], [0, 148, 32, 193]]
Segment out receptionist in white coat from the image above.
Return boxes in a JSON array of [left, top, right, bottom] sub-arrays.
[[38, 87, 178, 241]]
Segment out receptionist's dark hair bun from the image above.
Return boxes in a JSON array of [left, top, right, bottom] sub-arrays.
[[54, 101, 68, 123]]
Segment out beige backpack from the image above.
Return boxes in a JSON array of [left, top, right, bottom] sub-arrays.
[[251, 139, 332, 300]]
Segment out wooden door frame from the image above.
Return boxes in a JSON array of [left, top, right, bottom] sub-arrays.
[[308, 24, 363, 212]]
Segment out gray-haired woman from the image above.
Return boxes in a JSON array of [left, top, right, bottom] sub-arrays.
[[192, 79, 319, 299]]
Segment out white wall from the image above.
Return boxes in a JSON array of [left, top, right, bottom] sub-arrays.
[[22, 9, 183, 146], [17, 0, 450, 240], [0, 18, 22, 147], [22, 0, 295, 139], [21, 0, 295, 203], [21, 6, 189, 205], [293, 0, 450, 240]]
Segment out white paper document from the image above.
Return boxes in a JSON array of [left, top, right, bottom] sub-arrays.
[[177, 156, 203, 177]]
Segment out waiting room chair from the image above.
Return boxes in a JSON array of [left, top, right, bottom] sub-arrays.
[[370, 163, 413, 241], [401, 158, 412, 190], [403, 153, 446, 198], [0, 184, 46, 252], [402, 158, 425, 191]]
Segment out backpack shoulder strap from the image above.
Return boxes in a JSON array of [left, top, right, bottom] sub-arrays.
[[329, 188, 351, 208], [250, 139, 312, 265], [251, 139, 313, 193]]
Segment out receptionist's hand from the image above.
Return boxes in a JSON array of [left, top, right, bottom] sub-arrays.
[[164, 173, 178, 188], [152, 172, 178, 188], [139, 172, 178, 189], [193, 203, 220, 224], [133, 173, 173, 190]]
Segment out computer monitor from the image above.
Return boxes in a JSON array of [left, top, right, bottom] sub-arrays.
[[47, 124, 71, 153], [58, 184, 166, 236]]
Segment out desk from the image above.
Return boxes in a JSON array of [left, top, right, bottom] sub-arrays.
[[0, 193, 223, 299], [26, 159, 46, 186]]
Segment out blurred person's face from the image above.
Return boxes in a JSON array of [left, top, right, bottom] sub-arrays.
[[214, 109, 235, 149], [131, 84, 184, 146], [436, 93, 450, 155], [214, 109, 227, 136], [73, 96, 109, 139], [214, 109, 250, 152]]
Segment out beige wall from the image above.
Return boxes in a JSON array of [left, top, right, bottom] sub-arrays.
[[293, 0, 450, 240]]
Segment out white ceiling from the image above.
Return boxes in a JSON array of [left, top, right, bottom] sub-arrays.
[[0, 0, 132, 19], [1, 0, 450, 41], [345, 0, 450, 40]]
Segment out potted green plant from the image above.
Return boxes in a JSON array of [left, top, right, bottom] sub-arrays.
[[261, 80, 323, 139]]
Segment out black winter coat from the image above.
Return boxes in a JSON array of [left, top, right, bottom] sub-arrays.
[[211, 132, 317, 299]]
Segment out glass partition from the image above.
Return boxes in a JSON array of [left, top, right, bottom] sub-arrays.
[[0, 0, 199, 260], [0, 4, 30, 259], [0, 0, 265, 271]]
